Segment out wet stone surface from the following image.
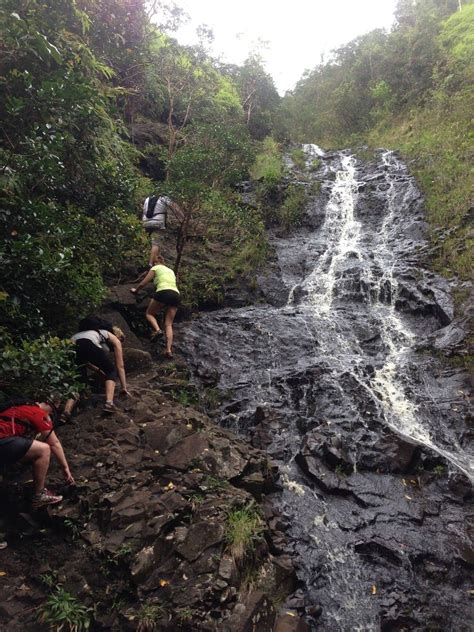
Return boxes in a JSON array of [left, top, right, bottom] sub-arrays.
[[180, 148, 473, 630]]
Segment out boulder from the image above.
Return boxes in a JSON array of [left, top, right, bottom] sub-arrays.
[[122, 347, 153, 373], [223, 592, 275, 632], [176, 521, 225, 562], [97, 309, 143, 349], [104, 284, 139, 307]]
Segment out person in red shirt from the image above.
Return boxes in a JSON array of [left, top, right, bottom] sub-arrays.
[[0, 402, 75, 508]]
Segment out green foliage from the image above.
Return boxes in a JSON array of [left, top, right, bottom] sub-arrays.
[[39, 572, 58, 589], [279, 184, 308, 232], [166, 121, 254, 189], [0, 0, 145, 346], [176, 607, 194, 622], [0, 223, 107, 336], [250, 137, 283, 186], [368, 91, 473, 281], [108, 544, 133, 565], [437, 4, 474, 92], [282, 0, 473, 283], [131, 603, 168, 631], [0, 0, 276, 386], [309, 159, 322, 172], [177, 188, 270, 308], [201, 386, 222, 409], [281, 1, 466, 144], [173, 387, 199, 407], [225, 55, 281, 140], [229, 221, 271, 276], [225, 502, 265, 561], [371, 80, 394, 116], [290, 148, 307, 169], [39, 587, 90, 632], [0, 333, 82, 400]]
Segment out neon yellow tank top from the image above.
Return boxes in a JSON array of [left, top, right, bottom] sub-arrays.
[[152, 264, 179, 293]]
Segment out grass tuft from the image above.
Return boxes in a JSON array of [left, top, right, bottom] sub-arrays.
[[225, 502, 265, 561]]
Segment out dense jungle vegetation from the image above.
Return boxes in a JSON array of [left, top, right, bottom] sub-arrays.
[[0, 0, 472, 397], [0, 0, 280, 397]]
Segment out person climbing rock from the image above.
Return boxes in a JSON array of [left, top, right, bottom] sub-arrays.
[[142, 194, 183, 266], [130, 254, 181, 358], [0, 401, 75, 508], [70, 324, 130, 413]]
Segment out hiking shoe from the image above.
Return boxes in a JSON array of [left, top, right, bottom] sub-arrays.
[[103, 401, 116, 414], [150, 330, 164, 342], [32, 488, 63, 509]]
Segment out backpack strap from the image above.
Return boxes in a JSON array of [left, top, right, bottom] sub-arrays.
[[146, 196, 159, 219], [96, 329, 111, 348], [0, 414, 35, 433], [0, 411, 54, 439]]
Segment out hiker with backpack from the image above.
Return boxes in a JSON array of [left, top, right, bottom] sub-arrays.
[[142, 194, 183, 266], [130, 254, 181, 358], [70, 317, 130, 414], [0, 400, 75, 508]]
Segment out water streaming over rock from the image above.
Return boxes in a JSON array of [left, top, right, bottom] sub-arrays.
[[180, 147, 473, 630]]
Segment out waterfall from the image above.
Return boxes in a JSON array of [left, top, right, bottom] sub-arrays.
[[181, 145, 473, 630], [302, 154, 361, 315], [298, 148, 474, 482]]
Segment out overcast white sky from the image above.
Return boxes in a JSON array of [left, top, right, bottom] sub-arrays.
[[172, 0, 398, 94]]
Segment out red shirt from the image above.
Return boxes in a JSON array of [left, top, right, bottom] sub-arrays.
[[0, 405, 53, 439]]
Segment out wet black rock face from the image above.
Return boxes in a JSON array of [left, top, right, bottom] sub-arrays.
[[180, 147, 473, 630]]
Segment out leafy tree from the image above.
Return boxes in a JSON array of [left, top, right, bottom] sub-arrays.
[[224, 56, 280, 140], [0, 0, 144, 337], [0, 0, 278, 395]]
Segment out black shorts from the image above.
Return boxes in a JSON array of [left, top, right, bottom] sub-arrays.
[[153, 290, 181, 307], [75, 339, 117, 382], [0, 436, 33, 466]]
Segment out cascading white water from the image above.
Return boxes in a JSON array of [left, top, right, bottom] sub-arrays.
[[367, 153, 473, 481], [303, 155, 361, 315], [182, 144, 473, 630], [298, 149, 474, 482]]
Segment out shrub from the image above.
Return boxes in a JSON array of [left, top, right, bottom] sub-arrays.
[[249, 137, 283, 187], [290, 148, 306, 169], [39, 588, 90, 632], [0, 203, 146, 336], [279, 184, 308, 231], [0, 332, 82, 400]]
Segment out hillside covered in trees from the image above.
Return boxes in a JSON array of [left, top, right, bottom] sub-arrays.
[[0, 0, 474, 396], [0, 0, 472, 402], [0, 0, 282, 396], [0, 2, 472, 630], [281, 0, 473, 284]]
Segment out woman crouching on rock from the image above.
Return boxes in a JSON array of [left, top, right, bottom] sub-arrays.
[[130, 254, 181, 358], [71, 326, 130, 413]]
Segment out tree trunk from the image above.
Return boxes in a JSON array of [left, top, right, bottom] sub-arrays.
[[174, 206, 193, 275]]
